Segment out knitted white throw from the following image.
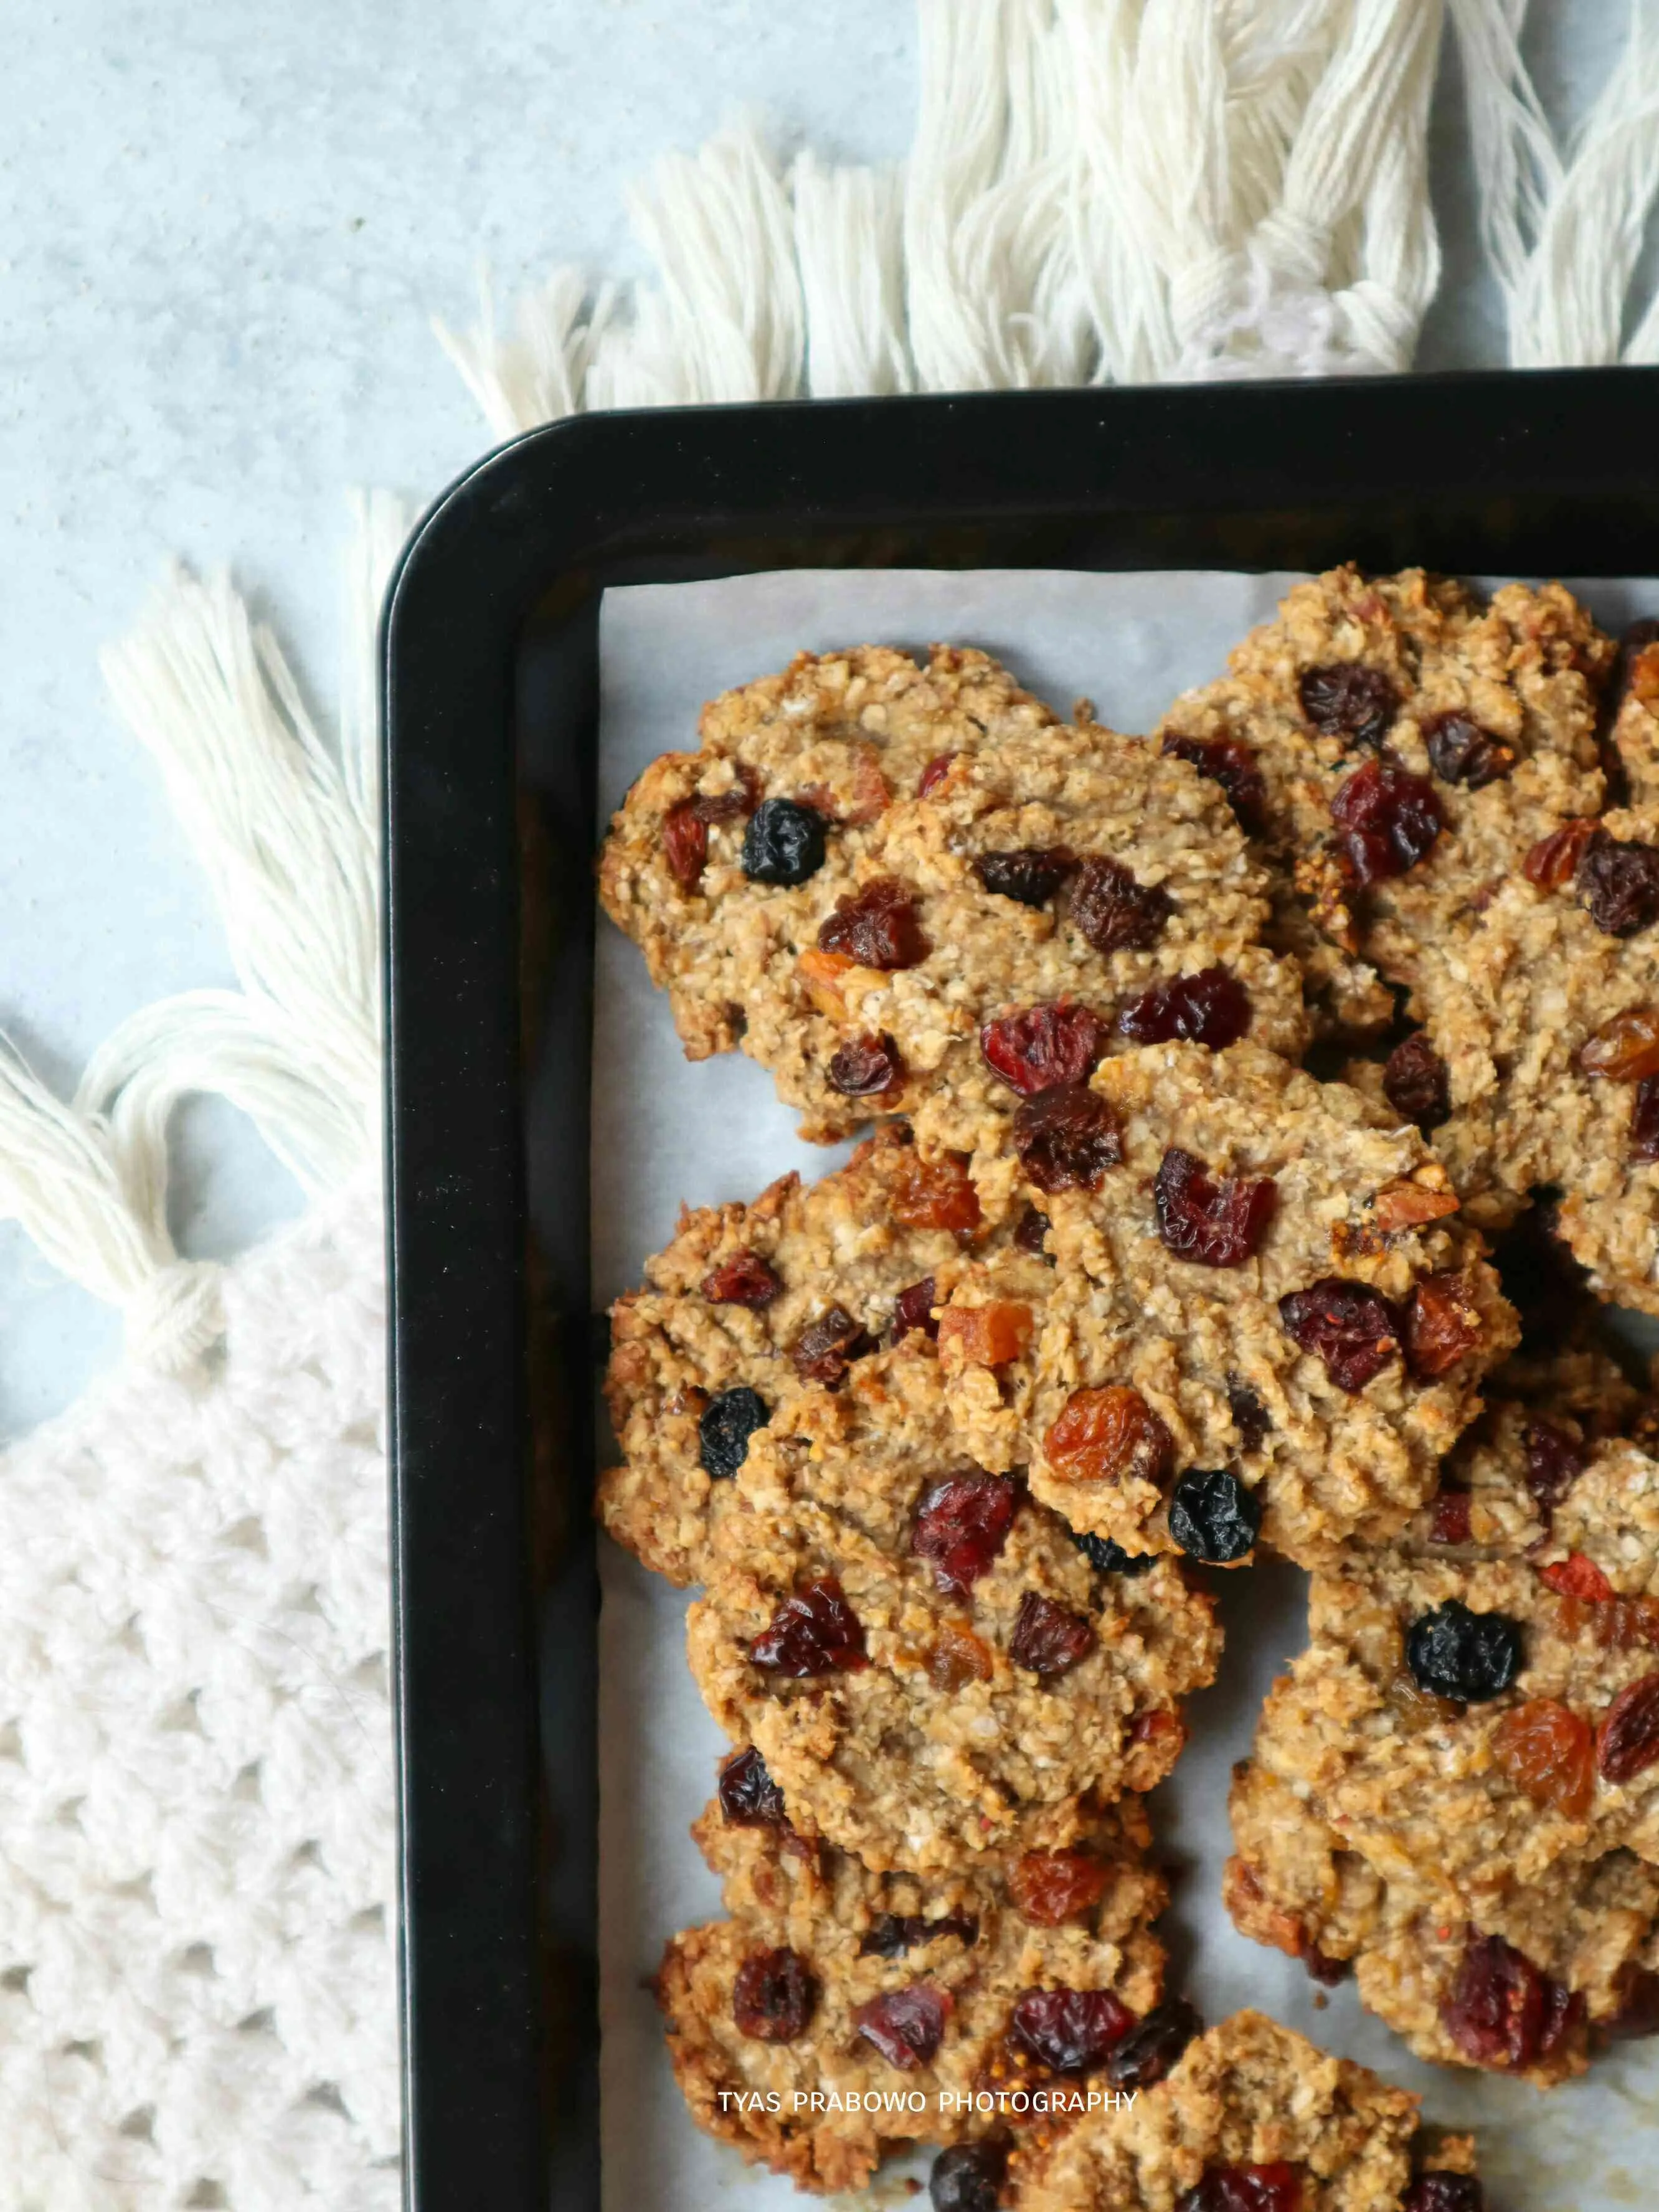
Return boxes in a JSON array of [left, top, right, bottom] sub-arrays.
[[3, 4, 1657, 2205]]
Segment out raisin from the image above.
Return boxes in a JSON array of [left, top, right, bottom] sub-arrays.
[[912, 1472, 1019, 1594], [1579, 829, 1659, 936], [1043, 1386, 1173, 1490], [1227, 1378, 1270, 1452], [1440, 1931, 1581, 2071], [1006, 1987, 1133, 2074], [1161, 732, 1268, 834], [663, 802, 710, 888], [701, 1250, 783, 1307], [1596, 1595, 1659, 1651], [1009, 1592, 1097, 1678], [1523, 816, 1599, 887], [1523, 1417, 1587, 1518], [937, 1303, 1033, 1366], [1423, 709, 1515, 788], [1176, 2162, 1304, 2212], [860, 1912, 978, 1959], [890, 1151, 981, 1234], [750, 1576, 869, 1676], [1071, 1528, 1156, 1576], [1117, 967, 1254, 1049], [732, 1947, 816, 2041], [1155, 1148, 1277, 1268], [1579, 1005, 1659, 1080], [1401, 2176, 1485, 2212], [1539, 1553, 1614, 1603], [1300, 661, 1401, 747], [1330, 758, 1444, 885], [791, 1305, 875, 1387], [929, 2142, 1006, 2212], [1102, 1997, 1201, 2089], [973, 846, 1076, 906], [1406, 1599, 1522, 1703], [1382, 1031, 1452, 1130], [1013, 1204, 1051, 1254], [853, 1983, 952, 2070], [917, 751, 958, 798], [1633, 1075, 1659, 1161], [1306, 1947, 1349, 1986], [1404, 1272, 1483, 1379], [689, 773, 759, 825], [741, 797, 828, 886], [1014, 1085, 1123, 1195], [1430, 1488, 1473, 1544], [1069, 855, 1173, 954], [828, 1033, 906, 1098], [892, 1277, 940, 1341], [1605, 1965, 1659, 2041], [928, 1624, 993, 1690], [698, 1387, 770, 1478], [1007, 1851, 1110, 1926], [1169, 1467, 1260, 1564], [1491, 1698, 1595, 1817], [980, 1002, 1110, 1096], [1278, 1278, 1401, 1393], [717, 1746, 788, 1828], [1598, 1671, 1659, 1783], [818, 877, 927, 968]]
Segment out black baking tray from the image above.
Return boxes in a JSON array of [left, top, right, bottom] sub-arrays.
[[380, 366, 1659, 2210]]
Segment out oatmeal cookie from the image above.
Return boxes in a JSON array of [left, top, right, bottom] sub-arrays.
[[686, 1420, 1219, 1873], [602, 673, 1308, 1146], [1014, 2008, 1478, 2212], [655, 1753, 1167, 2193], [986, 1043, 1515, 1566]]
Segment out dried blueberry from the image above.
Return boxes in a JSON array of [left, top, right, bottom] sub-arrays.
[[741, 797, 827, 886], [973, 846, 1075, 906], [1299, 661, 1401, 747], [929, 2142, 1007, 2212], [1071, 1528, 1156, 1577], [698, 1387, 769, 1478], [1406, 1599, 1522, 1703], [1013, 1204, 1051, 1255], [1168, 1467, 1259, 1564], [1103, 1997, 1202, 2089]]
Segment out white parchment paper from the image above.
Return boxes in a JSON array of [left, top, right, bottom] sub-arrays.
[[592, 570, 1659, 2212]]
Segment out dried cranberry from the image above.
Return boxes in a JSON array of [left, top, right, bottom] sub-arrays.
[[1008, 1592, 1097, 1678], [1605, 1965, 1659, 2041], [859, 1912, 978, 1959], [1013, 1204, 1051, 1254], [1431, 1488, 1473, 1544], [718, 1746, 788, 1828], [1014, 1085, 1122, 1195], [663, 803, 710, 887], [791, 1305, 875, 1387], [1102, 1997, 1201, 2089], [1117, 967, 1253, 1049], [1524, 1418, 1587, 1518], [1227, 1378, 1270, 1452], [1440, 1931, 1580, 2071], [828, 1033, 905, 1099], [929, 2142, 1006, 2212], [1524, 816, 1599, 887], [701, 1250, 783, 1307], [892, 1277, 940, 1341], [1069, 855, 1173, 955], [1330, 758, 1444, 885], [1405, 1272, 1483, 1379], [1162, 732, 1268, 834], [1383, 1032, 1452, 1130], [1071, 1529, 1156, 1576], [1598, 1672, 1659, 1783], [1154, 1148, 1277, 1267], [1423, 709, 1515, 788], [1633, 1076, 1659, 1161], [853, 1982, 952, 2069], [973, 846, 1076, 906], [1169, 1467, 1260, 1564], [742, 797, 828, 886], [732, 1947, 816, 2041], [911, 1473, 1018, 1594], [1402, 2178, 1486, 2212], [1406, 1599, 1522, 1703], [1278, 1279, 1401, 1392], [1177, 2165, 1304, 2212], [1541, 1553, 1614, 1602], [1300, 661, 1401, 748], [750, 1577, 869, 1676], [818, 877, 927, 968], [1006, 1986, 1133, 2074], [917, 751, 958, 798], [698, 1387, 770, 1478], [1579, 829, 1659, 937], [980, 1003, 1110, 1096]]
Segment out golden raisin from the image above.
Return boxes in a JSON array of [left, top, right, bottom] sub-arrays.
[[1006, 1851, 1110, 1926], [889, 1151, 982, 1234], [1043, 1386, 1173, 1489], [1491, 1698, 1595, 1818], [1385, 1668, 1462, 1730], [936, 1301, 1034, 1368], [927, 1624, 994, 1691], [1579, 1006, 1659, 1082], [1523, 817, 1599, 888]]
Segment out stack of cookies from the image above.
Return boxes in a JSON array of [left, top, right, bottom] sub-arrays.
[[594, 573, 1659, 2208]]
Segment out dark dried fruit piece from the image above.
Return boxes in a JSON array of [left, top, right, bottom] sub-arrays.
[[1523, 816, 1599, 887], [1044, 1385, 1173, 1490], [1071, 1528, 1156, 1576], [663, 802, 710, 888], [791, 1304, 875, 1387], [1117, 967, 1254, 1049], [890, 1150, 981, 1234], [750, 1577, 869, 1676], [917, 751, 958, 798], [853, 1983, 952, 2070], [912, 1473, 1019, 1594], [1008, 1592, 1097, 1679], [1382, 1031, 1452, 1130], [1492, 1698, 1595, 1816], [1013, 1204, 1051, 1254], [1278, 1278, 1401, 1393], [1580, 1005, 1659, 1082], [741, 796, 828, 886], [1431, 1488, 1473, 1544], [973, 846, 1076, 906], [1423, 709, 1515, 788], [1069, 854, 1173, 955], [1605, 1965, 1659, 2041], [859, 1912, 978, 1959], [1007, 1851, 1109, 1926], [818, 876, 928, 968], [1579, 829, 1659, 937], [980, 1002, 1110, 1096], [1330, 757, 1444, 886], [1524, 1417, 1588, 1517], [689, 773, 759, 825], [1227, 1378, 1270, 1452], [701, 1250, 783, 1307], [1599, 1671, 1659, 1784], [699, 1387, 770, 1478], [1633, 1075, 1659, 1162], [1440, 1931, 1581, 2071], [828, 1032, 906, 1099], [1406, 1599, 1522, 1703], [1006, 1986, 1133, 2074], [1176, 2162, 1304, 2212], [1161, 732, 1268, 834], [929, 2141, 1006, 2212], [1169, 1467, 1259, 1564], [1402, 2176, 1485, 2212], [717, 1746, 788, 1828], [1300, 661, 1401, 747], [732, 1947, 816, 2042], [1404, 1272, 1483, 1379], [1102, 1997, 1201, 2089], [1155, 1148, 1277, 1267], [892, 1276, 940, 1341], [1014, 1085, 1122, 1195]]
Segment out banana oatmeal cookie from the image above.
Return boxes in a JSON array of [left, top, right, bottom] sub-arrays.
[[1014, 2008, 1483, 2212], [656, 1755, 1168, 2193]]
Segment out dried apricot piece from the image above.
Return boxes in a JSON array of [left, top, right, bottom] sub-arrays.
[[1373, 1179, 1460, 1232], [795, 945, 860, 1018], [936, 1302, 1034, 1368], [889, 1150, 981, 1234]]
